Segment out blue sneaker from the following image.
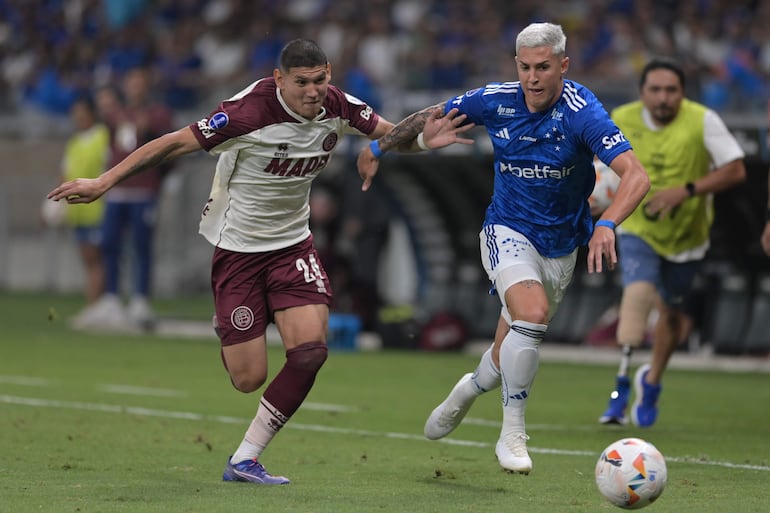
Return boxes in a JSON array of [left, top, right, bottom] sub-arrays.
[[598, 375, 630, 425], [222, 457, 290, 485], [631, 363, 661, 427]]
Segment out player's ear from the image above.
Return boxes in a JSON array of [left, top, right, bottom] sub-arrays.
[[561, 56, 570, 76], [273, 68, 283, 87], [326, 63, 332, 83]]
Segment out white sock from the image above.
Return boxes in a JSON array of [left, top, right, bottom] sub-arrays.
[[471, 344, 501, 394], [498, 320, 547, 434], [230, 398, 287, 464]]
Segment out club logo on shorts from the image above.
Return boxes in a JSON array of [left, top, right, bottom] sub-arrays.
[[230, 306, 254, 331], [322, 133, 338, 151]]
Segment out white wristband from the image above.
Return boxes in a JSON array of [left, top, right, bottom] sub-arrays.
[[416, 132, 429, 151]]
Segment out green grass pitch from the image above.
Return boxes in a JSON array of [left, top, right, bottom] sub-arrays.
[[1, 292, 768, 513]]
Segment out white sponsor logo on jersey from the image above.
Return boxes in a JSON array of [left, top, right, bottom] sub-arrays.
[[499, 162, 576, 179], [196, 118, 215, 139], [602, 132, 627, 149]]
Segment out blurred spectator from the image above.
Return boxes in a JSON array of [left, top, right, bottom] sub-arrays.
[[246, 18, 289, 79], [153, 18, 204, 110], [45, 96, 110, 329], [102, 0, 149, 29], [309, 184, 350, 312], [89, 67, 175, 331], [3, 0, 770, 120], [337, 166, 392, 330], [194, 0, 250, 101]]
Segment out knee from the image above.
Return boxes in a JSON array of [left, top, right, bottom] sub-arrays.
[[230, 373, 267, 393], [286, 342, 328, 371], [659, 308, 684, 332], [510, 305, 549, 325]]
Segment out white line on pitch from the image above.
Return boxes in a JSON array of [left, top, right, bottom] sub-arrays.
[[1, 394, 767, 473], [302, 402, 358, 412], [463, 417, 598, 431], [1, 375, 354, 411], [98, 384, 188, 397], [0, 375, 51, 386]]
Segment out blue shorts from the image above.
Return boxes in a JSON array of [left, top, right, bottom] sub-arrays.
[[618, 234, 701, 310], [73, 225, 103, 246]]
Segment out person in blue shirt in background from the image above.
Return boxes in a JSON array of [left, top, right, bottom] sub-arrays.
[[357, 22, 650, 475]]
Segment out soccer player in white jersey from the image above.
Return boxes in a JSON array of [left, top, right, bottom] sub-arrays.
[[48, 38, 473, 485], [358, 22, 651, 474], [598, 59, 746, 427]]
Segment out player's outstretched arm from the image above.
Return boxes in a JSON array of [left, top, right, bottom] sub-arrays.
[[357, 106, 475, 191], [47, 127, 201, 204]]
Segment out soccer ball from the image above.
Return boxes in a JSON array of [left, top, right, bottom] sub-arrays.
[[595, 437, 667, 509], [589, 159, 621, 215]]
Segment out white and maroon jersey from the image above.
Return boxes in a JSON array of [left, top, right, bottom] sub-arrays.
[[190, 78, 379, 252]]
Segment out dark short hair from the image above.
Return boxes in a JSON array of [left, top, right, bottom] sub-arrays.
[[639, 58, 685, 89], [279, 39, 328, 71], [72, 93, 96, 112]]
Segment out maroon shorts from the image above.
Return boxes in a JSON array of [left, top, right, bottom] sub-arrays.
[[211, 236, 332, 346]]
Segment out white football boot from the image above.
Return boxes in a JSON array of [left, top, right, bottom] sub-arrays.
[[424, 373, 476, 440], [495, 432, 532, 474]]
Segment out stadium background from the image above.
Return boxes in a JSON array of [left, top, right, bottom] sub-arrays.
[[1, 0, 769, 353]]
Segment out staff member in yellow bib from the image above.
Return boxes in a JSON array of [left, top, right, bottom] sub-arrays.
[[598, 58, 746, 427], [61, 96, 110, 329]]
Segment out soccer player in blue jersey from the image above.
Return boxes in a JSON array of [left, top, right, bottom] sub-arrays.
[[358, 22, 650, 474]]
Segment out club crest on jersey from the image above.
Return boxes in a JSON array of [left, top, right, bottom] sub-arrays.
[[322, 133, 338, 151]]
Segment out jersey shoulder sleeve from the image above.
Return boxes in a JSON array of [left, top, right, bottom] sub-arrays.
[[323, 85, 380, 135], [189, 78, 293, 151], [443, 82, 519, 124], [565, 81, 632, 162]]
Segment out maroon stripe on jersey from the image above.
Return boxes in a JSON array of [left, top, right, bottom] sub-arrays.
[[189, 79, 380, 151], [190, 78, 294, 150], [322, 85, 380, 134]]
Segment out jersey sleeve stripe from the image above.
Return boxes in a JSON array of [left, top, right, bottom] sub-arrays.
[[563, 83, 588, 112]]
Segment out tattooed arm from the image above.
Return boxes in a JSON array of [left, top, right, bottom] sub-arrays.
[[357, 106, 475, 191], [380, 104, 445, 152]]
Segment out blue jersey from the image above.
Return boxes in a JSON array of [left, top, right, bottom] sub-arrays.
[[444, 80, 631, 257]]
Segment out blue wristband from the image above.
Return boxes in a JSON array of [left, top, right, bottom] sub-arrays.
[[369, 139, 384, 159], [595, 219, 616, 231]]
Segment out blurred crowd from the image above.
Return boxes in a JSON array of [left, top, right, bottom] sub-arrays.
[[2, 0, 770, 128]]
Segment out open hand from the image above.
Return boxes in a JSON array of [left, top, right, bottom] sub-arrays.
[[47, 177, 107, 204], [422, 108, 475, 150], [587, 224, 617, 273], [356, 145, 380, 192]]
